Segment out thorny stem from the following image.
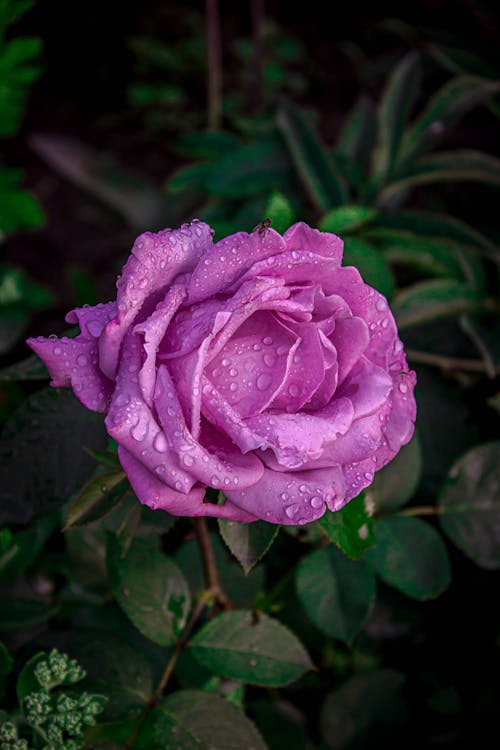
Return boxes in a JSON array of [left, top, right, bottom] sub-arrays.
[[205, 0, 222, 129], [406, 348, 498, 375], [124, 595, 209, 750], [194, 516, 232, 610]]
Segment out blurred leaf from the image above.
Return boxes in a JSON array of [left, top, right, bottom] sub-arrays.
[[342, 237, 395, 299], [218, 518, 280, 574], [174, 130, 241, 158], [107, 535, 190, 646], [84, 447, 121, 470], [0, 1, 36, 31], [398, 76, 500, 166], [368, 433, 422, 512], [174, 533, 264, 609], [0, 309, 26, 353], [0, 641, 13, 701], [30, 134, 176, 231], [0, 34, 42, 137], [393, 279, 483, 329], [264, 192, 295, 234], [137, 690, 266, 750], [250, 698, 307, 750], [0, 512, 56, 579], [380, 149, 500, 205], [295, 545, 375, 643], [67, 265, 98, 307], [166, 161, 215, 195], [189, 610, 312, 687], [0, 264, 54, 309], [367, 516, 450, 599], [320, 669, 406, 750], [0, 353, 49, 381], [429, 42, 498, 79], [16, 651, 45, 701], [320, 205, 377, 235], [64, 471, 128, 530], [370, 229, 465, 278], [438, 442, 500, 569], [0, 169, 44, 234], [374, 51, 421, 178], [0, 600, 57, 630], [277, 103, 347, 210], [0, 388, 107, 525], [207, 135, 294, 198], [48, 630, 154, 722], [336, 95, 377, 172], [319, 493, 374, 559]]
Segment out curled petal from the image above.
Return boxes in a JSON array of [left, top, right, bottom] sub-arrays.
[[283, 222, 344, 265]]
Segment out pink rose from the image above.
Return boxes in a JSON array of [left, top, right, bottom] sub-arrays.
[[28, 221, 416, 525]]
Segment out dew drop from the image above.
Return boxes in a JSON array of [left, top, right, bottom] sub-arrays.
[[229, 367, 238, 377], [263, 353, 275, 367], [310, 496, 323, 509], [399, 383, 408, 393], [376, 298, 386, 312], [131, 416, 149, 442], [263, 336, 273, 346], [256, 373, 271, 391], [299, 484, 309, 494], [222, 358, 230, 367], [210, 474, 219, 486], [53, 346, 62, 355], [183, 454, 194, 467], [229, 382, 238, 392], [87, 320, 102, 337], [76, 354, 88, 367], [253, 343, 262, 351], [285, 503, 299, 518], [288, 383, 300, 397], [280, 492, 289, 501], [381, 318, 389, 329], [175, 480, 183, 491]]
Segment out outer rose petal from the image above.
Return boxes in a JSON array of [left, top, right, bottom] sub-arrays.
[[99, 221, 212, 379], [283, 222, 344, 265], [226, 464, 345, 525], [118, 446, 257, 521]]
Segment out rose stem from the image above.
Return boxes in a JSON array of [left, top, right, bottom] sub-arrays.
[[406, 348, 498, 375], [194, 516, 232, 609], [206, 0, 222, 130], [251, 0, 265, 115], [124, 595, 208, 749]]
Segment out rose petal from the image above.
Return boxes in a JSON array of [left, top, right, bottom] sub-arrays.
[[283, 222, 344, 265], [226, 464, 345, 525], [118, 446, 257, 521], [188, 226, 286, 304], [27, 336, 112, 413], [336, 357, 393, 420], [329, 316, 370, 385], [99, 221, 212, 379], [270, 321, 325, 412], [65, 301, 117, 339]]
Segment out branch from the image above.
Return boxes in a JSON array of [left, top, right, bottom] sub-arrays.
[[194, 516, 232, 610]]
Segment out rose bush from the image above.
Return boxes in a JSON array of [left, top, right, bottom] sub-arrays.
[[28, 220, 416, 525]]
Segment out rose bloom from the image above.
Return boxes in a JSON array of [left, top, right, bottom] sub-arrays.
[[28, 221, 416, 525]]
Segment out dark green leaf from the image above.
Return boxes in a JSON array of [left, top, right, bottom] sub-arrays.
[[0, 353, 49, 381], [64, 471, 128, 530], [369, 229, 466, 279], [295, 546, 375, 643], [336, 95, 377, 171], [393, 279, 483, 329], [83, 447, 121, 470], [430, 43, 498, 79], [107, 535, 190, 646], [218, 519, 279, 574], [277, 103, 347, 209], [174, 131, 241, 158], [320, 205, 377, 235], [166, 161, 215, 194], [438, 442, 500, 569], [264, 192, 295, 234], [398, 76, 500, 166], [0, 265, 53, 309], [0, 642, 13, 702], [342, 237, 395, 299], [16, 652, 45, 702], [379, 149, 500, 205], [0, 388, 107, 524], [174, 532, 264, 609], [250, 698, 307, 750], [189, 610, 312, 687], [0, 180, 44, 234], [319, 493, 374, 559], [137, 690, 267, 750], [368, 433, 422, 512], [0, 512, 56, 579], [0, 310, 27, 353], [367, 516, 450, 599], [374, 51, 421, 177], [320, 670, 406, 750]]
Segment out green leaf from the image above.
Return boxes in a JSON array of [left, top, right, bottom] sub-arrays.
[[368, 433, 422, 512], [369, 229, 466, 279], [374, 51, 421, 177], [393, 279, 483, 329], [107, 535, 190, 646], [174, 130, 241, 158], [166, 161, 215, 194], [379, 149, 500, 205], [295, 546, 375, 643], [0, 264, 53, 310], [189, 610, 312, 687], [341, 237, 395, 299], [0, 388, 107, 525], [0, 353, 49, 381], [137, 690, 267, 750], [277, 103, 347, 210], [174, 533, 264, 609], [367, 516, 451, 599], [250, 698, 307, 750], [207, 135, 294, 198], [218, 519, 279, 574], [0, 512, 56, 579], [0, 178, 44, 234], [320, 205, 377, 235], [398, 75, 500, 166], [64, 471, 128, 530], [0, 642, 13, 702], [336, 95, 377, 171], [438, 442, 500, 569], [320, 670, 406, 750], [264, 192, 295, 234], [319, 493, 374, 559], [16, 651, 45, 702], [49, 630, 154, 721]]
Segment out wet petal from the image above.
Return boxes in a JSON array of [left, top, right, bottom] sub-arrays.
[[337, 357, 393, 420], [283, 222, 344, 265]]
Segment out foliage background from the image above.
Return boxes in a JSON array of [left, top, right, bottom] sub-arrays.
[[1, 1, 499, 748]]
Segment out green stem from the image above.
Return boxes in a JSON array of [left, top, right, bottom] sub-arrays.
[[205, 0, 222, 130], [194, 517, 232, 610], [396, 505, 441, 517]]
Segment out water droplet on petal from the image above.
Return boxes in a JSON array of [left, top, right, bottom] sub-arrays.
[[131, 416, 149, 442], [399, 383, 408, 393], [310, 496, 323, 509], [87, 320, 103, 337], [183, 454, 194, 467], [210, 474, 219, 485], [281, 492, 289, 501], [256, 373, 272, 391], [376, 298, 386, 312], [76, 354, 88, 366], [285, 503, 299, 518], [153, 432, 168, 453], [288, 384, 300, 397], [263, 336, 273, 346], [263, 353, 275, 367]]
